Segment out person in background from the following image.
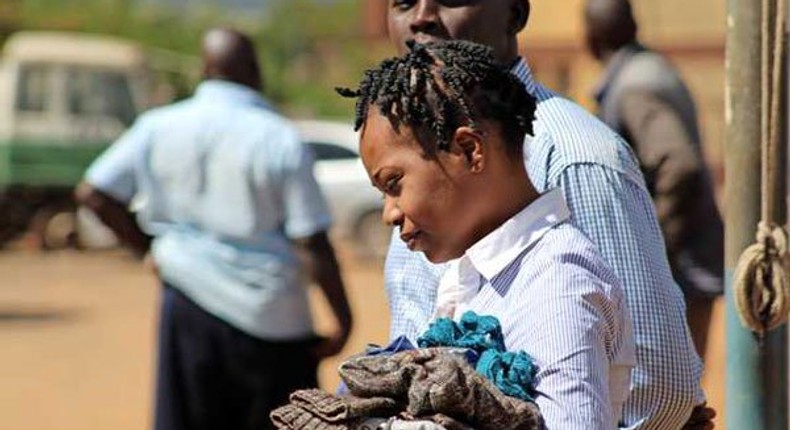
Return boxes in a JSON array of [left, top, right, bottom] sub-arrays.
[[585, 0, 724, 359], [382, 1, 714, 428], [76, 28, 353, 430]]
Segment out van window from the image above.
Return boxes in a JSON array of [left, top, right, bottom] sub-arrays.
[[66, 68, 137, 126], [15, 65, 51, 112]]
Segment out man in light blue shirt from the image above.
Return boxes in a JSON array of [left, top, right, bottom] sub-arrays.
[[385, 2, 708, 429], [77, 29, 353, 430]]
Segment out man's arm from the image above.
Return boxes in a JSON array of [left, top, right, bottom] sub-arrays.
[[292, 231, 353, 359], [275, 125, 353, 358], [618, 89, 706, 255], [76, 113, 151, 258], [558, 161, 701, 428], [75, 182, 151, 259]]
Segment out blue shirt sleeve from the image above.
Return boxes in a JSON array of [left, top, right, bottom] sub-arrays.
[[279, 127, 333, 239], [557, 162, 702, 429], [84, 117, 150, 203]]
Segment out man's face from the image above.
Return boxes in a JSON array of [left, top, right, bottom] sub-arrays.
[[359, 110, 479, 263], [583, 12, 604, 61], [386, 0, 522, 64]]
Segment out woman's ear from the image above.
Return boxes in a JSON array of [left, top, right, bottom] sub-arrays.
[[452, 126, 485, 173]]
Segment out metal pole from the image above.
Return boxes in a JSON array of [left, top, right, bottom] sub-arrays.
[[725, 0, 788, 428]]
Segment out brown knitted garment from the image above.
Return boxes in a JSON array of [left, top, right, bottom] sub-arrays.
[[339, 348, 543, 430], [270, 390, 402, 430], [270, 403, 354, 430], [290, 389, 400, 423]]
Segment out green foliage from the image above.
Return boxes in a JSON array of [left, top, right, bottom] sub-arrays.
[[7, 0, 390, 118]]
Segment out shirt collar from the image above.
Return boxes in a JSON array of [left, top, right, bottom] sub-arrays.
[[194, 79, 272, 110], [463, 188, 570, 282], [510, 57, 539, 96]]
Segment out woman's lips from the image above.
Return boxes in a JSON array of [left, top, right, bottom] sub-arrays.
[[400, 230, 421, 250]]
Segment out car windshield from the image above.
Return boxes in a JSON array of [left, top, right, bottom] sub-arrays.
[[305, 141, 358, 161]]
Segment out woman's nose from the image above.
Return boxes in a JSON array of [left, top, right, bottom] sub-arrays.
[[382, 196, 404, 227]]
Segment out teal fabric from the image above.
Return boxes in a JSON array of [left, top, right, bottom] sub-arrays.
[[417, 311, 537, 401], [477, 349, 537, 401], [417, 311, 505, 351]]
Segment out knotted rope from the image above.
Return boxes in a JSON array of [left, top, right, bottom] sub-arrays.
[[733, 222, 790, 335], [732, 0, 789, 337]]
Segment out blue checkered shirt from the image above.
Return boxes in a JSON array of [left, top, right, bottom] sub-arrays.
[[383, 59, 704, 429]]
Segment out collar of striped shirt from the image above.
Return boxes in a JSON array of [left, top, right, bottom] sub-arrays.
[[510, 57, 539, 96], [434, 188, 570, 319], [463, 187, 569, 281]]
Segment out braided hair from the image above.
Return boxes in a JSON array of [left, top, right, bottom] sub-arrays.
[[337, 40, 536, 157]]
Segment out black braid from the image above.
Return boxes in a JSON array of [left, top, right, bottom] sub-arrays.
[[336, 40, 537, 157]]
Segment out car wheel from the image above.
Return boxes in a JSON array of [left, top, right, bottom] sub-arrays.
[[29, 206, 78, 250], [355, 210, 391, 261]]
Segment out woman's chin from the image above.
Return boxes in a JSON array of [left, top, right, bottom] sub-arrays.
[[423, 248, 462, 264]]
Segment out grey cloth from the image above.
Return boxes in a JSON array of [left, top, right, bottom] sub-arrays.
[[594, 42, 723, 299], [376, 418, 450, 430], [339, 348, 543, 430], [356, 417, 461, 430]]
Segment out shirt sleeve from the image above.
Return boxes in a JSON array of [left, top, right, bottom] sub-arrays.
[[84, 117, 150, 203], [509, 263, 624, 430], [279, 128, 333, 239], [557, 163, 702, 429]]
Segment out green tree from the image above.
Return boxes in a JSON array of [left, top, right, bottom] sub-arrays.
[[6, 0, 389, 118]]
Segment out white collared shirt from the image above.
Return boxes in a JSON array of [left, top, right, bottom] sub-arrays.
[[436, 188, 636, 430]]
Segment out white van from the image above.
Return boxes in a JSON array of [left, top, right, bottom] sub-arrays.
[[0, 31, 152, 248]]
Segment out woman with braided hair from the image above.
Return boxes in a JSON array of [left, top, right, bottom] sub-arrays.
[[383, 3, 707, 429], [340, 40, 636, 429]]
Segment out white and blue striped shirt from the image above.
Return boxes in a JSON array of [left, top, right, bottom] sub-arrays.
[[438, 188, 635, 430], [384, 59, 703, 429]]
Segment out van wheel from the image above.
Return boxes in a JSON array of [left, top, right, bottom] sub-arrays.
[[355, 211, 391, 262]]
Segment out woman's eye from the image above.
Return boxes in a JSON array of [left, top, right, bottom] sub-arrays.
[[384, 177, 401, 194], [391, 0, 415, 11]]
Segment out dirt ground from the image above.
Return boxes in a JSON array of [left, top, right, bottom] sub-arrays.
[[0, 244, 725, 430]]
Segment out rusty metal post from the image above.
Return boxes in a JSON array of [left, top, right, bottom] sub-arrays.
[[725, 0, 788, 428]]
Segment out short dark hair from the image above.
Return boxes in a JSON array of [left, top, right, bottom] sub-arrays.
[[337, 40, 536, 158]]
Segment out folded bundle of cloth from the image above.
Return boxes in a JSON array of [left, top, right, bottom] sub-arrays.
[[271, 312, 544, 430], [339, 348, 542, 430], [272, 348, 542, 430]]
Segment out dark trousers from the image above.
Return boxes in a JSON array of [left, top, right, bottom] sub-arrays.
[[154, 285, 319, 430], [686, 295, 715, 362]]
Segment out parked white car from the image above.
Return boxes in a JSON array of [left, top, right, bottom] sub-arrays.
[[294, 120, 390, 260]]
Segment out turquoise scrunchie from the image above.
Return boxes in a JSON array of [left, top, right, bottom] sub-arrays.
[[417, 311, 537, 401]]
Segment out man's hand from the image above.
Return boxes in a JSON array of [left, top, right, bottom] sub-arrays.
[[75, 182, 152, 258], [682, 404, 716, 430], [311, 327, 352, 360], [293, 231, 354, 360]]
